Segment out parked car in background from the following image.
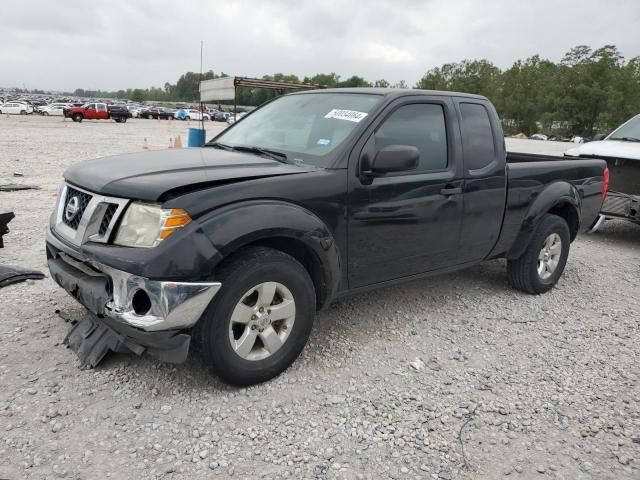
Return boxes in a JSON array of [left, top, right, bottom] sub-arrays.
[[226, 112, 247, 125], [214, 111, 231, 122], [175, 108, 210, 121], [531, 133, 548, 141], [140, 107, 175, 120], [63, 103, 132, 123], [0, 101, 34, 115], [40, 103, 70, 116], [565, 113, 640, 227], [47, 88, 607, 386]]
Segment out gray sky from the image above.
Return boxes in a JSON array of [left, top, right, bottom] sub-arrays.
[[2, 0, 639, 92]]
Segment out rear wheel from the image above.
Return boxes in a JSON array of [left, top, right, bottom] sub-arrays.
[[184, 116, 191, 121], [197, 246, 315, 386], [20, 110, 27, 115], [507, 214, 570, 294], [43, 112, 49, 116], [73, 113, 83, 122]]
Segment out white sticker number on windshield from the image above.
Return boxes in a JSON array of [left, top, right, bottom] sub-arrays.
[[324, 109, 368, 123]]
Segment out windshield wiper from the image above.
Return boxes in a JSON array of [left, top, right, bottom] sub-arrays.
[[609, 136, 640, 142], [230, 145, 291, 163], [206, 141, 234, 151]]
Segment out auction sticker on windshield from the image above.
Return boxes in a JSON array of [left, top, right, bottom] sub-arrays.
[[324, 109, 368, 123]]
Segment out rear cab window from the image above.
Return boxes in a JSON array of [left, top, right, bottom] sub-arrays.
[[459, 102, 497, 171]]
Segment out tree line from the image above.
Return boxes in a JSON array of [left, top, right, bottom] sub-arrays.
[[67, 44, 638, 136]]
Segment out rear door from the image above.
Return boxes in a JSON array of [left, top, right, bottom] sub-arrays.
[[454, 100, 506, 263], [347, 96, 465, 288], [96, 103, 109, 119]]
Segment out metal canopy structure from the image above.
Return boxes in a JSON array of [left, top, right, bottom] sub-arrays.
[[199, 76, 324, 115]]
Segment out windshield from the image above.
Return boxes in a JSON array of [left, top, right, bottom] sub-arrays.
[[608, 115, 640, 141], [210, 93, 383, 166]]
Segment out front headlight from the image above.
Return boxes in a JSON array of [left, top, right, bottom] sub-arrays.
[[114, 203, 191, 248]]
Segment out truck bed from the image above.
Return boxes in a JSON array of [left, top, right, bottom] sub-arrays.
[[490, 152, 607, 258]]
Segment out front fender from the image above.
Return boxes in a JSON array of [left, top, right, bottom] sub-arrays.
[[198, 200, 342, 306], [506, 181, 581, 260]]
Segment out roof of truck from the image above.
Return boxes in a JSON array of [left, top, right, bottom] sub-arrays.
[[289, 87, 489, 101]]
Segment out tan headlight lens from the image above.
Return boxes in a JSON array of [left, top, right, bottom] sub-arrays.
[[114, 204, 192, 248]]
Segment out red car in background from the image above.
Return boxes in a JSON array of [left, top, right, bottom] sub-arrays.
[[63, 103, 131, 123]]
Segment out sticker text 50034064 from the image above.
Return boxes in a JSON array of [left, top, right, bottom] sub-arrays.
[[324, 109, 368, 123]]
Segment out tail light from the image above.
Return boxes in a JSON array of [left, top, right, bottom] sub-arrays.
[[602, 166, 609, 201]]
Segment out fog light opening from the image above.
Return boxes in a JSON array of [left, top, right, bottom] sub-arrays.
[[131, 289, 152, 316]]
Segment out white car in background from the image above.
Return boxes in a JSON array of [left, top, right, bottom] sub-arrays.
[[175, 108, 210, 121], [40, 103, 70, 116], [0, 101, 34, 115], [565, 114, 640, 161], [565, 113, 640, 229]]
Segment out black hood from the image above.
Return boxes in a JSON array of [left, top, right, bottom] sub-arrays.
[[63, 147, 313, 201]]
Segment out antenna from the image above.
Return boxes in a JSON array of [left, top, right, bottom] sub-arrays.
[[200, 40, 204, 132]]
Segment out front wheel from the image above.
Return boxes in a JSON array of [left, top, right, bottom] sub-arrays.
[[20, 110, 27, 115], [507, 214, 570, 294], [73, 113, 83, 122], [197, 246, 315, 386]]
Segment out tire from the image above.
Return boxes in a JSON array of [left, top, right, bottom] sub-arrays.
[[73, 113, 83, 123], [507, 214, 570, 294], [197, 246, 316, 387], [20, 110, 26, 115], [184, 116, 190, 121], [43, 112, 49, 116]]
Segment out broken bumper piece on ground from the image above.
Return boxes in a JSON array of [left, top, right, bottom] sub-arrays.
[[63, 311, 192, 368], [0, 264, 45, 288]]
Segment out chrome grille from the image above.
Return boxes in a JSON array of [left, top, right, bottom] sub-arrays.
[[62, 187, 92, 230], [99, 204, 119, 236], [54, 183, 129, 246]]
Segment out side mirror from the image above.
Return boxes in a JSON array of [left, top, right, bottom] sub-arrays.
[[369, 145, 419, 174]]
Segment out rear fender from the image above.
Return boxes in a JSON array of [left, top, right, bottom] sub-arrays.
[[506, 182, 580, 260], [198, 200, 341, 308]]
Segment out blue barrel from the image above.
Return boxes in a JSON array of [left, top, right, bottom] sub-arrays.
[[187, 128, 206, 147]]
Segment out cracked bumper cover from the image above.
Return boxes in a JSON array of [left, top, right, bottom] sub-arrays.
[[46, 228, 221, 362]]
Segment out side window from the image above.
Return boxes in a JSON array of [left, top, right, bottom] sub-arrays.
[[97, 104, 106, 111], [375, 104, 447, 171], [459, 103, 496, 170]]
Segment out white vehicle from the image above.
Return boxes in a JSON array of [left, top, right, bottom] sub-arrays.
[[175, 108, 210, 121], [226, 112, 247, 125], [530, 133, 548, 141], [565, 114, 640, 228], [0, 101, 33, 115], [565, 114, 640, 161], [40, 103, 70, 116]]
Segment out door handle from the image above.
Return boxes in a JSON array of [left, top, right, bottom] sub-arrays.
[[440, 187, 462, 196]]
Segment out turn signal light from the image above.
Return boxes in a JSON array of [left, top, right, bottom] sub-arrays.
[[160, 209, 192, 240]]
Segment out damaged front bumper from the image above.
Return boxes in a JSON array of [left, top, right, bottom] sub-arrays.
[[46, 228, 221, 363]]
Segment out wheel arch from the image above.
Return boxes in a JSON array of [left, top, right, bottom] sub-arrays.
[[198, 200, 342, 310], [506, 181, 580, 260]]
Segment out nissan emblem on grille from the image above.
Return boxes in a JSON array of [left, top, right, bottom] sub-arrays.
[[65, 196, 80, 222]]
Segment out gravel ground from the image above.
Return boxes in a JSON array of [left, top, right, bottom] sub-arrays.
[[0, 115, 639, 479]]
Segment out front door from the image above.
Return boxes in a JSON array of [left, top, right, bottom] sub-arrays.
[[348, 97, 464, 288]]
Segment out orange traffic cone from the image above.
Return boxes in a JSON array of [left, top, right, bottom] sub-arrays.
[[174, 135, 183, 149], [142, 137, 149, 150]]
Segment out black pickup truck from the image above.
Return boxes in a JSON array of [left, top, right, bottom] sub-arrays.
[[46, 89, 607, 386]]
